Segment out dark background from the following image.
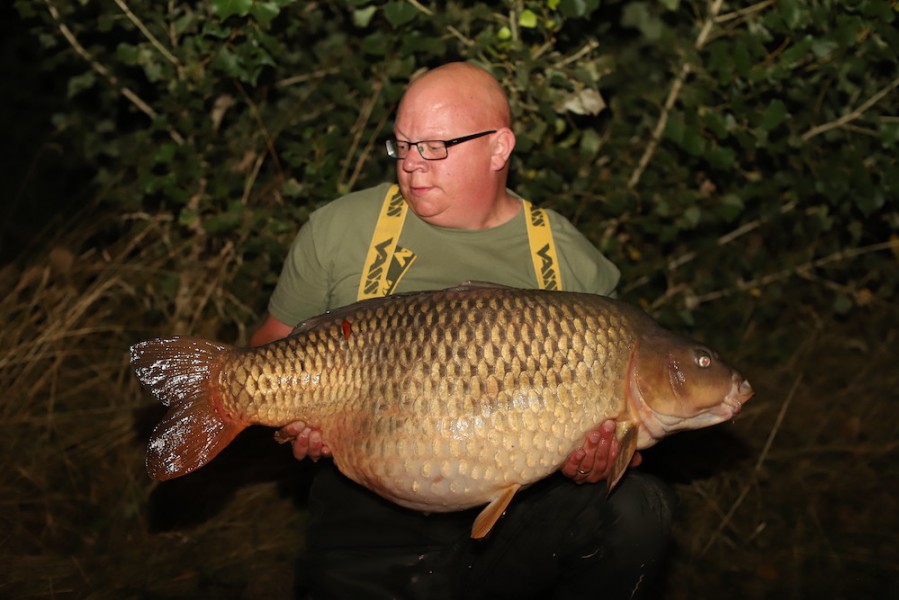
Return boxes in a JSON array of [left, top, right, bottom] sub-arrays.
[[3, 1, 897, 598]]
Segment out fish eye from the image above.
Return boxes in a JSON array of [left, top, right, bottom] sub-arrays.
[[694, 349, 712, 368]]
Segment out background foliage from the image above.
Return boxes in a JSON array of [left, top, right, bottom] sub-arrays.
[[4, 0, 898, 598], [13, 0, 899, 331]]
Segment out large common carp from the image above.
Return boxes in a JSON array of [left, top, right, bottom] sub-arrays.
[[131, 283, 752, 538]]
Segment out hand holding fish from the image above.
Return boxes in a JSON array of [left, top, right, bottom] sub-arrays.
[[276, 421, 331, 461], [561, 420, 643, 484]]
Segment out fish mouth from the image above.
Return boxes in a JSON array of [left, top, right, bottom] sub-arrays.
[[717, 375, 754, 418]]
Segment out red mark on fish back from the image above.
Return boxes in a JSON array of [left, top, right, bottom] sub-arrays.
[[342, 319, 352, 340]]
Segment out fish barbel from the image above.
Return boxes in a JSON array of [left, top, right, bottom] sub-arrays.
[[131, 283, 753, 538]]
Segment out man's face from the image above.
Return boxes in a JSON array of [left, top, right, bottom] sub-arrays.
[[393, 87, 499, 230]]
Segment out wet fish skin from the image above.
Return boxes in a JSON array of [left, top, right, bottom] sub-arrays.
[[132, 284, 753, 538]]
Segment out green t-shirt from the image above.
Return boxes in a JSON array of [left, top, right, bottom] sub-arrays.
[[268, 182, 620, 326]]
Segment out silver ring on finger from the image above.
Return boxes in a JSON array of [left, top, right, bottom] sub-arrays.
[[577, 469, 589, 475]]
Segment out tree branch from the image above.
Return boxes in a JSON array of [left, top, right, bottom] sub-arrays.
[[689, 239, 899, 307], [627, 0, 725, 189], [112, 0, 182, 70], [801, 75, 899, 142], [276, 67, 341, 88], [554, 40, 600, 69], [622, 200, 806, 296], [716, 0, 775, 25], [406, 0, 434, 16], [44, 0, 184, 146], [337, 79, 384, 194]]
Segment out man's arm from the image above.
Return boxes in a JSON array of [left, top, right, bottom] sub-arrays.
[[250, 313, 331, 461], [249, 313, 295, 347]]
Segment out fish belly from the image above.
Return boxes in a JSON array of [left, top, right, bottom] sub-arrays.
[[332, 392, 613, 512]]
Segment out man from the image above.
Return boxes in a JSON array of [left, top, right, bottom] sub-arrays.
[[251, 62, 674, 599]]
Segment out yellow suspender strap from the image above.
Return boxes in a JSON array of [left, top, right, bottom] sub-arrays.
[[357, 184, 408, 301], [522, 199, 564, 291]]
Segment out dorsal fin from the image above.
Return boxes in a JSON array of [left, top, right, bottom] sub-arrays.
[[289, 282, 516, 337]]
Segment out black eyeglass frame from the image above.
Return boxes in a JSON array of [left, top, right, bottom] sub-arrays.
[[386, 130, 498, 160]]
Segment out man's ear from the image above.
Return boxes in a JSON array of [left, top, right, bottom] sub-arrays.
[[490, 128, 516, 171]]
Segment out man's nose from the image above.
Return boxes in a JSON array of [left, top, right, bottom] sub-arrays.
[[401, 146, 428, 171]]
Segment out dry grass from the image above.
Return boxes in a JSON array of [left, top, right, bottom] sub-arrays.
[[2, 212, 897, 599], [657, 311, 899, 599]]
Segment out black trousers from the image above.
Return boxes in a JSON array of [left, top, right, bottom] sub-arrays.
[[297, 464, 676, 600]]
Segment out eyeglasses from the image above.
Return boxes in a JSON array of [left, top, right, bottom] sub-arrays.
[[386, 130, 497, 160]]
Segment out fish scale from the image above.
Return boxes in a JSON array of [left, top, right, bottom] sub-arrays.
[[131, 283, 753, 538]]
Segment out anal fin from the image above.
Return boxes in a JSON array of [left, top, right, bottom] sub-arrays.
[[471, 484, 520, 540]]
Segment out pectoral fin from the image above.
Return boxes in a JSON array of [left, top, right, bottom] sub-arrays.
[[607, 423, 639, 493], [471, 484, 520, 540]]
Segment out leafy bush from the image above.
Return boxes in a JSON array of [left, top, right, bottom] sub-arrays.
[[15, 0, 898, 337]]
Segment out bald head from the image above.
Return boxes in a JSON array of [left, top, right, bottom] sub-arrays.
[[392, 62, 520, 230], [398, 62, 511, 132]]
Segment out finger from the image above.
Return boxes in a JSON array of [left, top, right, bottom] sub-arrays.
[[576, 429, 601, 478], [276, 420, 307, 443], [592, 422, 615, 468], [291, 427, 311, 461], [561, 449, 587, 479], [308, 429, 323, 462], [582, 421, 616, 483]]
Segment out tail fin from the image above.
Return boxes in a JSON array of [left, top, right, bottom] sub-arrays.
[[131, 336, 246, 481]]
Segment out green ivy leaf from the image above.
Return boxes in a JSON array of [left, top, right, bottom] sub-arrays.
[[361, 32, 389, 56], [384, 2, 417, 28], [212, 0, 253, 20], [211, 46, 240, 76], [250, 2, 282, 25], [665, 113, 685, 145], [174, 14, 195, 34], [707, 145, 736, 170], [116, 43, 139, 65], [354, 6, 378, 27], [204, 201, 245, 233], [403, 35, 446, 56], [622, 2, 664, 41], [833, 294, 853, 315], [519, 10, 538, 29], [718, 193, 744, 222], [154, 143, 177, 164], [777, 0, 804, 30], [67, 71, 96, 98], [558, 0, 599, 18], [683, 205, 701, 228], [579, 128, 602, 156], [759, 99, 788, 131], [811, 38, 839, 57], [178, 207, 198, 227], [680, 125, 703, 156], [880, 121, 899, 149]]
